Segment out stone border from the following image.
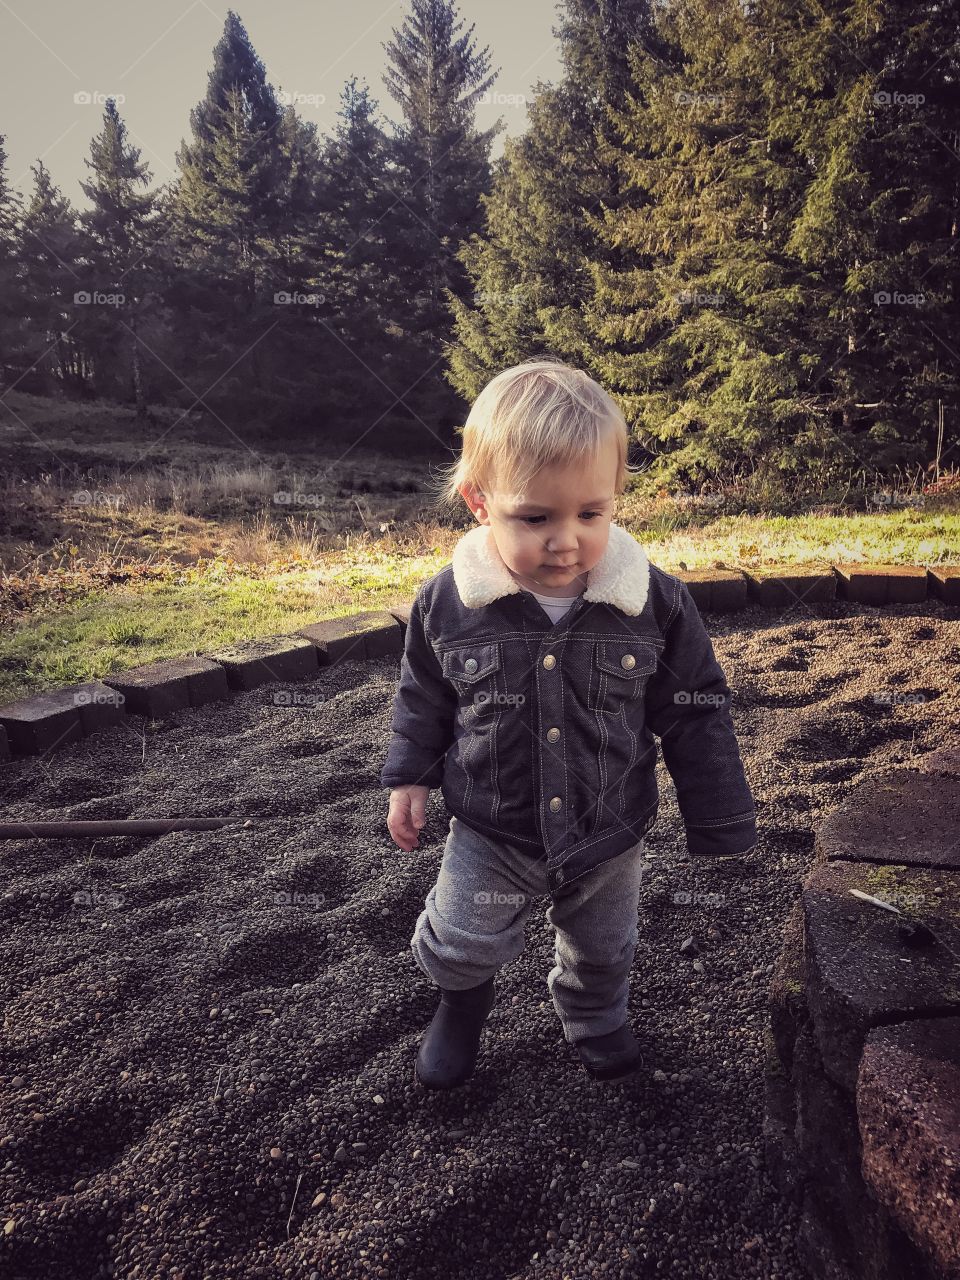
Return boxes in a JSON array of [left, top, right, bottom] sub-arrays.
[[0, 562, 956, 765], [0, 611, 405, 762], [764, 748, 960, 1280]]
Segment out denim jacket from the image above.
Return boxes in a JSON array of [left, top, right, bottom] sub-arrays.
[[380, 522, 757, 895]]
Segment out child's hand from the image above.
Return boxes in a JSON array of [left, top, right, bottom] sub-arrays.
[[387, 785, 430, 852]]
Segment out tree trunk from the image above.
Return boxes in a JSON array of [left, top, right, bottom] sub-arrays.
[[130, 308, 146, 420]]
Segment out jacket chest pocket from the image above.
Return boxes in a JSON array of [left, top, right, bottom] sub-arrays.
[[441, 642, 503, 715], [587, 641, 658, 714]]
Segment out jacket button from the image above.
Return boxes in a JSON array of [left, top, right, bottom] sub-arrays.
[[464, 657, 478, 673], [555, 868, 565, 885], [621, 654, 636, 669], [546, 727, 560, 742], [549, 796, 562, 812], [542, 655, 556, 670]]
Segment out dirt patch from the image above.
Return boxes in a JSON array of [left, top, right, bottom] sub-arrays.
[[0, 599, 957, 1279]]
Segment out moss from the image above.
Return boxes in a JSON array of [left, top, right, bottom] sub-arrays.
[[851, 864, 927, 922]]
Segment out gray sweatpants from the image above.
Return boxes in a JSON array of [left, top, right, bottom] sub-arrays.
[[410, 814, 648, 1043]]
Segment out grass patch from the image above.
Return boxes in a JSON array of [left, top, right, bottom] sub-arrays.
[[2, 505, 956, 703], [1, 391, 957, 704], [0, 562, 443, 703], [633, 508, 960, 570]]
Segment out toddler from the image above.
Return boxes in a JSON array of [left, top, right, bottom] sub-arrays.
[[381, 359, 757, 1089]]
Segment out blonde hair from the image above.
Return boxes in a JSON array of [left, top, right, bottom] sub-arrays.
[[429, 358, 639, 511]]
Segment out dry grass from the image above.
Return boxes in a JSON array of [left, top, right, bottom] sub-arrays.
[[1, 389, 958, 703]]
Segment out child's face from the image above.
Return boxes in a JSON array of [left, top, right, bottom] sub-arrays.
[[460, 433, 619, 597]]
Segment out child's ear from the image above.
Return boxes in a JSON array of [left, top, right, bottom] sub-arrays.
[[459, 483, 488, 519]]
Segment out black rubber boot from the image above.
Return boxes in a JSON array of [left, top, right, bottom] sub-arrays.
[[414, 975, 497, 1090], [573, 1022, 643, 1082]]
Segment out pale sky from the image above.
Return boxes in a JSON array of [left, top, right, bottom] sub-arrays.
[[0, 0, 566, 207]]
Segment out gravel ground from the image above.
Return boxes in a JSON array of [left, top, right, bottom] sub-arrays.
[[0, 598, 958, 1280]]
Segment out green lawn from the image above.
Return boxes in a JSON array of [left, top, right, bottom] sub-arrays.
[[637, 507, 958, 569], [2, 507, 956, 705]]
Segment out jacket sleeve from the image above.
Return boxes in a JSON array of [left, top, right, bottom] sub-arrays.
[[379, 589, 458, 790], [643, 578, 758, 859]]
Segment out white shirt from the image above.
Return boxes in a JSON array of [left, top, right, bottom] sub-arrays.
[[527, 588, 583, 625]]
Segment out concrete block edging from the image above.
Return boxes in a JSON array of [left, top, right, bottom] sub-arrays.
[[0, 610, 405, 761], [0, 563, 955, 763], [764, 751, 960, 1280]]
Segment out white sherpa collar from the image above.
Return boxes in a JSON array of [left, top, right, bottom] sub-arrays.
[[450, 522, 651, 617]]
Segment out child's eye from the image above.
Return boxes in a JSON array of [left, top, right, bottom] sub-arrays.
[[520, 512, 603, 525]]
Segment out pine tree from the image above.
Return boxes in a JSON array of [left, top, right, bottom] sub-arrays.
[[177, 9, 284, 268], [382, 0, 501, 434], [445, 92, 593, 402], [312, 76, 408, 427], [18, 161, 85, 394], [584, 0, 799, 488], [540, 0, 666, 360], [585, 0, 960, 492], [168, 10, 289, 419], [77, 98, 161, 416], [781, 0, 960, 480], [318, 79, 394, 318], [0, 135, 25, 393], [445, 0, 662, 402], [262, 101, 347, 428]]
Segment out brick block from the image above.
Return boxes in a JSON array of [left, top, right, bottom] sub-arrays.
[[815, 768, 960, 871], [207, 634, 318, 691], [802, 859, 960, 1091], [792, 1022, 909, 1280], [102, 657, 229, 717], [0, 689, 84, 755], [833, 564, 928, 604], [675, 569, 748, 611], [386, 600, 415, 632], [746, 569, 837, 607], [858, 1017, 960, 1278], [927, 564, 960, 604], [69, 680, 127, 735], [768, 898, 808, 1080], [299, 610, 403, 665]]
